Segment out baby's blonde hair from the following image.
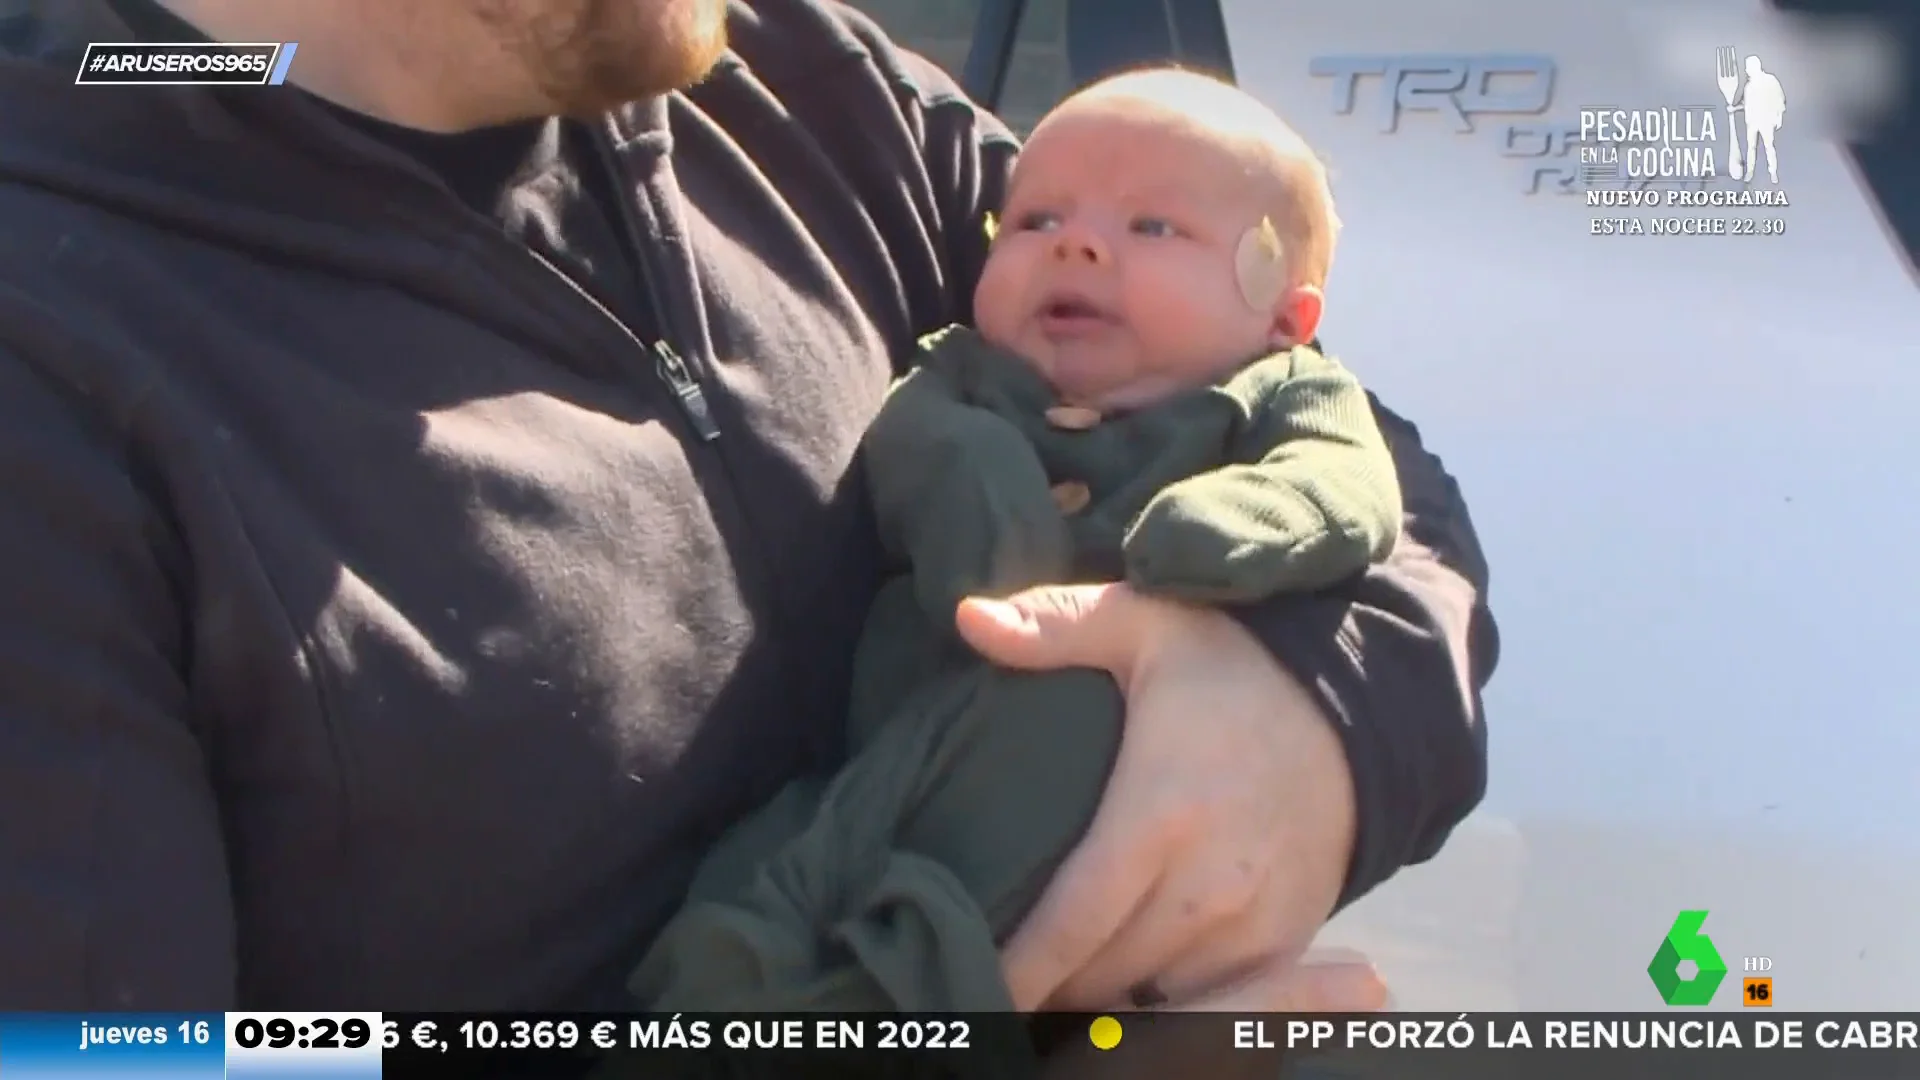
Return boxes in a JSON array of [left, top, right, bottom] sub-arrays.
[[1054, 67, 1341, 289]]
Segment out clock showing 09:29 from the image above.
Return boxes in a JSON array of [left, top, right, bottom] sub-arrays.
[[224, 1012, 385, 1080]]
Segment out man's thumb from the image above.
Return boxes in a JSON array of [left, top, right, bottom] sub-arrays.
[[953, 582, 1139, 674]]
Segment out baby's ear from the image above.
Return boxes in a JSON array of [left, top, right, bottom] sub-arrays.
[[1269, 284, 1324, 349]]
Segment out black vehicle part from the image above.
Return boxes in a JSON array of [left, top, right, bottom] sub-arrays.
[[1062, 0, 1236, 87], [1767, 0, 1916, 280]]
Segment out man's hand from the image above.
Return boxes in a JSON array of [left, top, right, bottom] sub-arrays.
[[956, 583, 1384, 1011]]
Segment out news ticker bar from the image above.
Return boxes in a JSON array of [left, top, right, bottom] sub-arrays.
[[75, 42, 300, 86], [5, 1012, 1919, 1079]]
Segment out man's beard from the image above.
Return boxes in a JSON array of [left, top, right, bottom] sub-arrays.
[[490, 0, 730, 118]]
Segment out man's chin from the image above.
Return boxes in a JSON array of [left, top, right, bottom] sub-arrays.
[[550, 0, 729, 116], [557, 57, 721, 117]]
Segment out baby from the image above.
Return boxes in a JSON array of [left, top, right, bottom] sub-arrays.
[[624, 67, 1401, 1018]]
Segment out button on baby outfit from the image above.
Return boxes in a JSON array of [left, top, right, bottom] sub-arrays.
[[1049, 480, 1092, 514]]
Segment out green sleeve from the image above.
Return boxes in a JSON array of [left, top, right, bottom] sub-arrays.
[[1122, 350, 1403, 603], [863, 357, 1074, 628]]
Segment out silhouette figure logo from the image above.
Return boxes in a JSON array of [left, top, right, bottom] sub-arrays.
[[1649, 909, 1729, 1005], [1715, 47, 1785, 184]]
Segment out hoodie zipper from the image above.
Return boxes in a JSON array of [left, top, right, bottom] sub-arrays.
[[587, 129, 722, 442], [650, 339, 719, 439], [468, 225, 722, 442]]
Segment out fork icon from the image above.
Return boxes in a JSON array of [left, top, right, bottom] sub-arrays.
[[1715, 45, 1744, 180]]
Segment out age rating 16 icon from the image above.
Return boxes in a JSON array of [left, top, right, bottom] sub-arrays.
[[1649, 910, 1774, 1006]]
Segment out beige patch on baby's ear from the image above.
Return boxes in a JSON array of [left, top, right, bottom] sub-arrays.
[[1234, 215, 1286, 311], [983, 212, 999, 243]]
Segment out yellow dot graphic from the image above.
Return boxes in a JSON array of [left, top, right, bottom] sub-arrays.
[[1088, 1015, 1122, 1050]]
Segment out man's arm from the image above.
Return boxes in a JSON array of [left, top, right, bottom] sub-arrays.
[[837, 11, 1495, 909], [1228, 397, 1497, 906], [825, 6, 1017, 340], [0, 346, 236, 1006], [1123, 348, 1402, 603]]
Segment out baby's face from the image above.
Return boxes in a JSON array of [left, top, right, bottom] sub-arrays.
[[973, 104, 1303, 411]]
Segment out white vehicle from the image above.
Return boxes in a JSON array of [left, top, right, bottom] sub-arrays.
[[849, 0, 1920, 1011]]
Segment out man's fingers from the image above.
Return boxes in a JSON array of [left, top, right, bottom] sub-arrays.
[[1045, 871, 1247, 1010], [1081, 863, 1339, 1006], [1169, 955, 1389, 1012], [999, 824, 1163, 1010], [954, 582, 1147, 675]]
